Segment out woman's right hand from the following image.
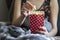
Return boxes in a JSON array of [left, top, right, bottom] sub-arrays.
[[23, 11, 29, 17], [22, 3, 29, 11], [21, 3, 29, 17], [21, 1, 36, 16], [22, 1, 35, 11]]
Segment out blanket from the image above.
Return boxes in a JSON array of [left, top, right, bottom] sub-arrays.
[[0, 25, 55, 40]]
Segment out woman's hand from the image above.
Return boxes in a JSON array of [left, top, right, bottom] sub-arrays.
[[22, 11, 29, 17], [21, 1, 36, 17], [21, 3, 29, 17], [22, 3, 29, 11], [36, 27, 49, 35], [22, 1, 36, 11]]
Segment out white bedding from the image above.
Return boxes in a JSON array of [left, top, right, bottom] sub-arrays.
[[0, 25, 56, 40]]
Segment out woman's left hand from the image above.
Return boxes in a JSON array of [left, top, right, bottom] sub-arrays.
[[36, 27, 49, 35]]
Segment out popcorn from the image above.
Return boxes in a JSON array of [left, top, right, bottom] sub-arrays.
[[29, 11, 45, 34], [29, 11, 44, 15]]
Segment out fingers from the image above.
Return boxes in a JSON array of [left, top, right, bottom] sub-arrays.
[[40, 27, 49, 35], [35, 30, 45, 35], [22, 1, 35, 11], [39, 27, 47, 31], [21, 3, 29, 16], [38, 27, 46, 32], [35, 26, 49, 35], [22, 3, 30, 11], [22, 4, 29, 11], [23, 11, 29, 16]]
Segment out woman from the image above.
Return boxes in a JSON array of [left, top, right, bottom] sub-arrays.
[[12, 0, 59, 37]]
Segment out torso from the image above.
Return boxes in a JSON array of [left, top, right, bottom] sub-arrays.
[[27, 0, 45, 10], [22, 0, 50, 27]]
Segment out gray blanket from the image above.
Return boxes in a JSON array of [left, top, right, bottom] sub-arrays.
[[0, 25, 55, 40]]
